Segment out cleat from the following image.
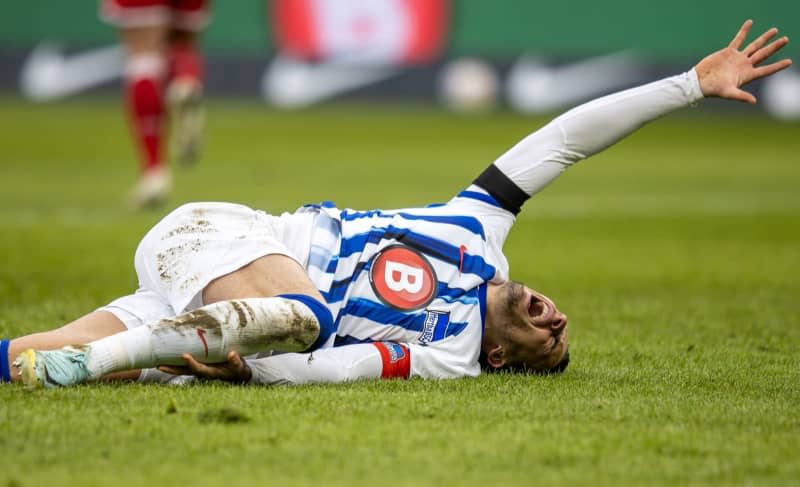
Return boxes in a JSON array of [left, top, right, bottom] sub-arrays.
[[13, 349, 42, 389], [12, 346, 91, 389], [167, 77, 204, 167], [129, 166, 172, 210]]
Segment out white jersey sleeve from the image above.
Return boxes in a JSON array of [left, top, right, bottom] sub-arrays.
[[407, 338, 481, 379], [246, 334, 481, 385], [246, 344, 385, 386], [473, 69, 705, 212], [447, 189, 515, 282]]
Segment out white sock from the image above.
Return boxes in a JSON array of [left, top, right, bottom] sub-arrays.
[[84, 297, 321, 380]]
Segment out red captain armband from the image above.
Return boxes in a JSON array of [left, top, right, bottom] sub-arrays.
[[373, 342, 411, 379]]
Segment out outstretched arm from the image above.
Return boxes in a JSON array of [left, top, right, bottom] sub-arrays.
[[696, 20, 791, 103], [473, 20, 792, 214]]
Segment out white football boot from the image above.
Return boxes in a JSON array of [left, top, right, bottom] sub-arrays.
[[130, 166, 171, 210], [167, 77, 204, 167]]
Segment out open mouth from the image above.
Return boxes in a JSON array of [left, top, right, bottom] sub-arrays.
[[527, 293, 554, 322]]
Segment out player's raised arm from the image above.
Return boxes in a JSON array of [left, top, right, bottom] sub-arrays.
[[472, 20, 792, 214], [695, 20, 791, 103]]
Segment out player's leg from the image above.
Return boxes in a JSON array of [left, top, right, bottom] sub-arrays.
[[166, 28, 204, 166], [1, 311, 139, 384], [99, 0, 173, 207], [202, 253, 326, 305], [8, 287, 180, 386], [16, 255, 334, 388], [120, 24, 172, 208]]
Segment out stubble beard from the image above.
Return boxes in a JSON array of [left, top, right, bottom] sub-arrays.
[[500, 281, 526, 321]]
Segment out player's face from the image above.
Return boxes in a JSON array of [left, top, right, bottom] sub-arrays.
[[496, 281, 569, 371]]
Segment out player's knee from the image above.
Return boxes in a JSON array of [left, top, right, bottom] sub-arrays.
[[278, 294, 334, 352], [125, 53, 166, 80]]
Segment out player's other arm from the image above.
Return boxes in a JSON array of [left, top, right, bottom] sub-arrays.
[[242, 341, 475, 384], [160, 342, 413, 385], [474, 20, 791, 214], [160, 338, 477, 384]]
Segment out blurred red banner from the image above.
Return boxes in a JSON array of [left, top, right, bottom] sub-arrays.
[[272, 0, 449, 65]]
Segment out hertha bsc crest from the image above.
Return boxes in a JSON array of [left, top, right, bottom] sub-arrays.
[[369, 244, 437, 311]]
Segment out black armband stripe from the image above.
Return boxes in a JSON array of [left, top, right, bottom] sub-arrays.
[[473, 164, 529, 215]]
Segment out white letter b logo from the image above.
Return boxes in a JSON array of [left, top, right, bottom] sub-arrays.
[[370, 245, 436, 310], [384, 260, 423, 293]]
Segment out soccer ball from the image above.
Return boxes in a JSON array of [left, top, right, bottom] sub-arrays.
[[438, 57, 499, 113], [762, 68, 800, 120]]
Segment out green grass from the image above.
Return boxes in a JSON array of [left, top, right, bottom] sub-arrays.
[[0, 94, 798, 486]]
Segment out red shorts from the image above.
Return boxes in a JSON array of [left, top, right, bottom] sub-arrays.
[[100, 0, 210, 31]]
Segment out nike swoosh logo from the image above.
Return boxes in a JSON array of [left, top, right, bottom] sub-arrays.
[[19, 43, 124, 101], [506, 51, 646, 113], [261, 54, 397, 108], [196, 328, 209, 358]]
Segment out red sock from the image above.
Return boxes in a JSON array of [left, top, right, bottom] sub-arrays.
[[126, 75, 164, 173], [168, 42, 204, 85]]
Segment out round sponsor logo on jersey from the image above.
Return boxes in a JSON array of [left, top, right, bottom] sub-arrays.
[[369, 245, 437, 311]]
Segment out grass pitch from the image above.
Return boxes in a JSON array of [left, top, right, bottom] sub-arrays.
[[0, 95, 798, 486]]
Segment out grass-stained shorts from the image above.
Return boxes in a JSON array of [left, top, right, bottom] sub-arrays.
[[101, 202, 315, 329]]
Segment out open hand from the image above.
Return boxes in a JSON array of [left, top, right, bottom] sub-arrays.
[[159, 351, 253, 384], [695, 19, 792, 103]]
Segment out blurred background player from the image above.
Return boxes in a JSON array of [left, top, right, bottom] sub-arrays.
[[100, 0, 209, 209]]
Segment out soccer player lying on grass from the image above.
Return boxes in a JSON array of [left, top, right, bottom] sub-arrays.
[[1, 20, 791, 388]]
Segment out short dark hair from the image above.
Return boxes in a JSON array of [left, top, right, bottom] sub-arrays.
[[480, 348, 570, 375]]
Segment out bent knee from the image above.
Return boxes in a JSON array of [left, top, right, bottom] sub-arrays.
[[278, 294, 335, 352]]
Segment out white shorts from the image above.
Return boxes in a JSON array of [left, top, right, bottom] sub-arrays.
[[100, 202, 315, 329]]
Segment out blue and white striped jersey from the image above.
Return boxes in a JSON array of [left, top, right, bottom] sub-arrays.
[[244, 69, 706, 384], [298, 185, 515, 378]]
